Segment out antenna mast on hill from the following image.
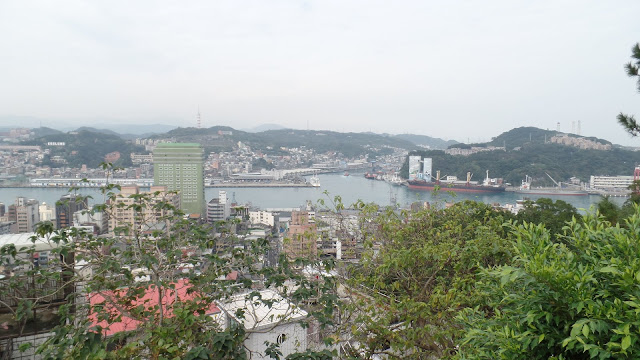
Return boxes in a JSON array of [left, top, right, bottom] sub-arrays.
[[577, 120, 581, 135], [197, 106, 201, 129]]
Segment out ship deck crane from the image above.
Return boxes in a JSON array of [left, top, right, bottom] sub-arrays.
[[545, 172, 561, 187]]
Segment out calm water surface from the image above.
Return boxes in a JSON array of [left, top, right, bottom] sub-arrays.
[[0, 173, 623, 212]]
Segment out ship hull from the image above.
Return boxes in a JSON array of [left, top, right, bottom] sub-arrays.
[[407, 181, 506, 193], [514, 189, 588, 196]]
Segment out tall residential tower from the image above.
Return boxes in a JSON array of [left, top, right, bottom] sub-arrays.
[[153, 143, 205, 215]]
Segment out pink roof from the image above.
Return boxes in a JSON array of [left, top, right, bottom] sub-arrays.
[[226, 270, 239, 281], [88, 279, 219, 336]]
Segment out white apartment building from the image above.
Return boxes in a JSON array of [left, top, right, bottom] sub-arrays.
[[207, 191, 231, 223], [589, 175, 635, 190], [249, 211, 275, 227], [39, 202, 55, 222]]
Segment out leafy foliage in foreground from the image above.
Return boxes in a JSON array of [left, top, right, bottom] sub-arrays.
[[346, 201, 515, 359], [457, 209, 640, 359], [515, 198, 579, 242]]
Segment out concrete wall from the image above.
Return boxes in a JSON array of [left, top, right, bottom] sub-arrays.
[[1, 332, 53, 360]]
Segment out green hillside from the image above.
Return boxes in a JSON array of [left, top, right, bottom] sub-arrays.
[[152, 126, 418, 157], [449, 126, 613, 149], [402, 128, 639, 186], [24, 130, 144, 168], [394, 134, 458, 149], [31, 127, 63, 138]]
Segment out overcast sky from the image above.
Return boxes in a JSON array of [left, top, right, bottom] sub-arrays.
[[1, 1, 639, 145]]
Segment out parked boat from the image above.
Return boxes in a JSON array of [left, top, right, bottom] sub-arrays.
[[308, 174, 321, 187], [407, 170, 506, 193], [514, 175, 588, 196]]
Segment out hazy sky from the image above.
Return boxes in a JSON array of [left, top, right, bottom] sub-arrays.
[[1, 1, 639, 145]]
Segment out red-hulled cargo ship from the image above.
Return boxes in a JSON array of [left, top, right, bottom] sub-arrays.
[[407, 170, 506, 194]]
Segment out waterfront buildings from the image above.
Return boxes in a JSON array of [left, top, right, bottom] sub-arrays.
[[153, 143, 205, 215], [589, 175, 635, 191]]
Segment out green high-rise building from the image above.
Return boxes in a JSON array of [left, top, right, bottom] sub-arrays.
[[153, 143, 205, 215]]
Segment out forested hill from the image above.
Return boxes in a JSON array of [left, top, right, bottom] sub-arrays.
[[24, 130, 144, 168], [401, 142, 640, 186], [246, 129, 416, 156], [394, 134, 458, 149], [152, 126, 419, 157], [449, 126, 613, 149]]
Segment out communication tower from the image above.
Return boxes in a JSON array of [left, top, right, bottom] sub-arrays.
[[197, 107, 201, 129], [577, 120, 581, 135]]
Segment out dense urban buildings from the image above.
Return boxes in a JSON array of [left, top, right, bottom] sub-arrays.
[[107, 185, 181, 236], [8, 197, 39, 233], [153, 143, 205, 215], [283, 210, 317, 259], [55, 194, 87, 229]]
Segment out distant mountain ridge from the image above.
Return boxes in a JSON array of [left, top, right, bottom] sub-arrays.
[[149, 126, 420, 157], [393, 134, 459, 150], [73, 127, 122, 137], [448, 127, 613, 149], [243, 124, 289, 132]]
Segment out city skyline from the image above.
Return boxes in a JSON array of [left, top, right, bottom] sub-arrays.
[[1, 1, 640, 145]]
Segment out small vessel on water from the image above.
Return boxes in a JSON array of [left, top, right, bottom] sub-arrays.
[[364, 172, 376, 180], [388, 173, 404, 186], [344, 171, 350, 177], [308, 174, 321, 187], [407, 170, 506, 193], [514, 174, 588, 196]]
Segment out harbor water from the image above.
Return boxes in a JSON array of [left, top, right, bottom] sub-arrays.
[[0, 173, 623, 212]]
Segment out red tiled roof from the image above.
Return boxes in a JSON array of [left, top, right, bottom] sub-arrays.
[[88, 279, 219, 336], [226, 271, 239, 281]]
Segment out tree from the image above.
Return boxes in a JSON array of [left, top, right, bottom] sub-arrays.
[[617, 43, 640, 136], [344, 201, 515, 359], [515, 198, 579, 241], [0, 165, 340, 359], [457, 208, 640, 359], [596, 196, 621, 224]]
